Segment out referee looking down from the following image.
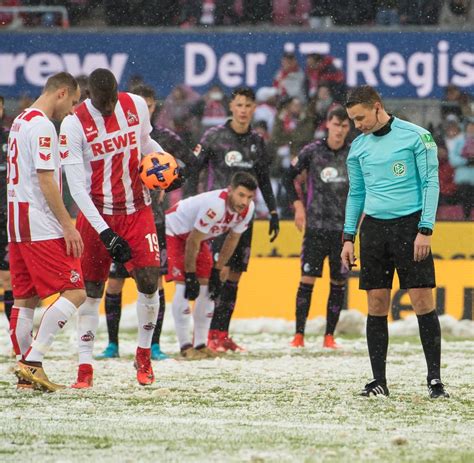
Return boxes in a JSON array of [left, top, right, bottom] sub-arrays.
[[341, 86, 449, 399]]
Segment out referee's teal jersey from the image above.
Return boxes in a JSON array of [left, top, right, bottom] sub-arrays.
[[344, 117, 439, 235]]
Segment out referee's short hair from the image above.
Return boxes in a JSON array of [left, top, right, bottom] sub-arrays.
[[230, 172, 258, 191], [346, 85, 383, 108]]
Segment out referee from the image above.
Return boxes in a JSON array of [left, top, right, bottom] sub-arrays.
[[341, 86, 449, 398]]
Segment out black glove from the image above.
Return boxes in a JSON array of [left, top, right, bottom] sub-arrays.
[[208, 267, 222, 301], [269, 211, 280, 243], [165, 168, 186, 193], [99, 228, 132, 264], [184, 272, 200, 300]]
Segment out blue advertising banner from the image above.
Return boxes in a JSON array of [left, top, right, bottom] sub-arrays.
[[0, 30, 473, 99]]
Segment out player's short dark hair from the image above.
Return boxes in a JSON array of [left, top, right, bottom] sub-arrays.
[[327, 105, 349, 122], [88, 68, 117, 97], [346, 85, 383, 108], [230, 172, 258, 191], [231, 87, 255, 102], [131, 84, 156, 100], [44, 72, 78, 93]]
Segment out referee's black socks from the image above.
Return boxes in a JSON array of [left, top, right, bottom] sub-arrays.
[[417, 310, 442, 382], [366, 315, 389, 384], [295, 283, 313, 334]]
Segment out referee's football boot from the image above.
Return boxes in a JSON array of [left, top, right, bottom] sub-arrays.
[[428, 379, 450, 398], [359, 379, 389, 397]]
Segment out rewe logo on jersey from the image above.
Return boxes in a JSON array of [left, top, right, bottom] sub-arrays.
[[91, 131, 137, 157], [39, 152, 51, 161], [39, 136, 51, 148]]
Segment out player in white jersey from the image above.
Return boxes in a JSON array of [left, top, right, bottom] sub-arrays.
[[165, 172, 256, 359], [60, 69, 180, 387], [7, 72, 86, 392]]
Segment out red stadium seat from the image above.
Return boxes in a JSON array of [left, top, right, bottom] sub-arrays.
[[436, 205, 464, 220]]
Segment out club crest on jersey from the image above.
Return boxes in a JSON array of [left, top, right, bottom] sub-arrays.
[[225, 150, 254, 168], [39, 136, 51, 148], [70, 270, 81, 283], [250, 144, 257, 153], [81, 330, 95, 342], [206, 209, 216, 219], [320, 167, 345, 183], [126, 109, 139, 125], [392, 161, 407, 177], [193, 143, 202, 157]]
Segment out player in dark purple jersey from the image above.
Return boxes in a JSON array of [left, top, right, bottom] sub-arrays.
[[0, 95, 13, 326], [196, 87, 279, 352], [97, 84, 199, 361], [283, 106, 351, 349]]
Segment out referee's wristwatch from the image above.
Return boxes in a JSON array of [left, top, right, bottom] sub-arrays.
[[343, 233, 355, 243], [418, 227, 433, 236]]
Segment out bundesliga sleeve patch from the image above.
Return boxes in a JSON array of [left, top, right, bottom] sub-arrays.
[[39, 136, 51, 148], [421, 133, 437, 149]]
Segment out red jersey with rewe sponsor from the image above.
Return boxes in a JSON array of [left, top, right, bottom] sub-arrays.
[[165, 188, 254, 240], [7, 108, 63, 242], [60, 92, 152, 215]]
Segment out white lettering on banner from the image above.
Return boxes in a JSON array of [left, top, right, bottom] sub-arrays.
[[346, 41, 474, 97], [407, 52, 433, 98], [185, 43, 267, 87], [0, 52, 128, 86], [347, 42, 380, 86], [379, 52, 405, 87], [452, 52, 474, 87]]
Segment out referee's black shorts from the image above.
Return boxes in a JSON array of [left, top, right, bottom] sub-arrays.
[[359, 211, 436, 290]]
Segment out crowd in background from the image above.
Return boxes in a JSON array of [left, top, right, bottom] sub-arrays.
[[1, 51, 473, 221], [0, 0, 473, 28]]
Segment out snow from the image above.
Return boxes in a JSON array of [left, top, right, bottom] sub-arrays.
[[0, 307, 473, 462]]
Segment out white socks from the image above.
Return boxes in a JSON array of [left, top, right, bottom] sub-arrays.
[[193, 287, 214, 348], [172, 284, 192, 349], [136, 291, 159, 348], [25, 297, 76, 363], [77, 297, 101, 365], [171, 285, 214, 350], [9, 306, 34, 360]]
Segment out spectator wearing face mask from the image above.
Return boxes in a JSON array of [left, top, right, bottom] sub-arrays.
[[192, 85, 229, 132]]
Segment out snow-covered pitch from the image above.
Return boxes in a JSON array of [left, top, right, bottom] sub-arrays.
[[1, 309, 473, 462]]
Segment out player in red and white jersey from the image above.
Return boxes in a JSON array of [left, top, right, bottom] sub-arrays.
[[165, 172, 256, 359], [7, 72, 86, 392], [60, 68, 180, 388]]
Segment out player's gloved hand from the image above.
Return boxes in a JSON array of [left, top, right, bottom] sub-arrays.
[[268, 211, 280, 243], [208, 267, 222, 301], [184, 272, 200, 300], [165, 168, 185, 193], [99, 228, 132, 264]]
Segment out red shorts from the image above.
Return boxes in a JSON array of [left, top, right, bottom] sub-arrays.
[[77, 206, 160, 282], [165, 235, 212, 282], [10, 238, 84, 299]]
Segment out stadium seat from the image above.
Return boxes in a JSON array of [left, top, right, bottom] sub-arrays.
[[436, 205, 464, 220]]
